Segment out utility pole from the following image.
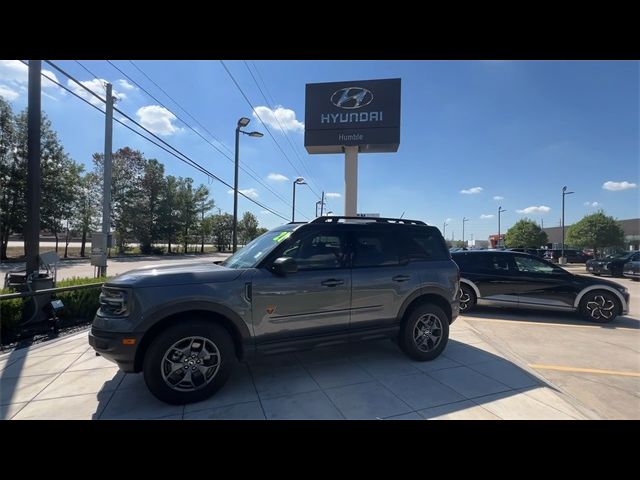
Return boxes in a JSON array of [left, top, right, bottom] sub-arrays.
[[99, 83, 114, 277], [25, 60, 41, 278], [443, 220, 448, 238], [320, 191, 325, 216], [24, 60, 42, 278], [498, 206, 507, 248]]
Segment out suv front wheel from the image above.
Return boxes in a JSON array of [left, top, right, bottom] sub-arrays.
[[399, 304, 449, 361], [143, 320, 236, 405]]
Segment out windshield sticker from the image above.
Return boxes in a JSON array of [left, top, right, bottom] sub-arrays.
[[272, 231, 292, 242]]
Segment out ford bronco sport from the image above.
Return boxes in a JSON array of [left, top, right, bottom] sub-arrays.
[[89, 216, 460, 404]]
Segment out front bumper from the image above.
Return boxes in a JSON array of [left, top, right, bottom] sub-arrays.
[[88, 327, 143, 373], [623, 270, 639, 279]]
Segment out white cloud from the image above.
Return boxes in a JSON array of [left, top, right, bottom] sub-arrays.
[[584, 201, 600, 207], [267, 172, 289, 182], [136, 105, 178, 135], [0, 84, 19, 100], [253, 105, 304, 132], [516, 205, 551, 214], [325, 192, 341, 198], [480, 214, 495, 219], [460, 187, 483, 194], [602, 180, 637, 191], [0, 60, 61, 97], [493, 196, 504, 200], [228, 188, 258, 198], [445, 218, 452, 223], [67, 78, 129, 107], [260, 210, 272, 215], [116, 79, 136, 90]]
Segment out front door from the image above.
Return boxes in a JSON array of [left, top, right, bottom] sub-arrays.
[[473, 253, 520, 306], [251, 228, 351, 344], [512, 254, 575, 309]]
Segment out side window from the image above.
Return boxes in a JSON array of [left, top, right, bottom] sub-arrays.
[[514, 256, 555, 274], [282, 231, 346, 271], [489, 255, 513, 272], [352, 230, 399, 268], [402, 229, 449, 262]]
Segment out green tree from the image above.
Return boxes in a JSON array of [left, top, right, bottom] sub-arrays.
[[158, 175, 180, 253], [238, 211, 259, 245], [210, 213, 234, 252], [195, 185, 214, 253], [132, 159, 166, 254], [93, 147, 147, 254], [566, 211, 625, 256], [74, 172, 100, 257], [0, 96, 21, 260], [504, 218, 548, 248]]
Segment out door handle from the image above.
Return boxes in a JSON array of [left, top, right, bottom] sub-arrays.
[[321, 279, 344, 287], [392, 275, 411, 282]]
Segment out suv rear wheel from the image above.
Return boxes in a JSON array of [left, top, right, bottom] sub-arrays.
[[143, 320, 236, 405], [399, 304, 449, 361]]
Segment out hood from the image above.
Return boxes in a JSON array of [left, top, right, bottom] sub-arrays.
[[106, 261, 244, 288], [575, 272, 625, 289]]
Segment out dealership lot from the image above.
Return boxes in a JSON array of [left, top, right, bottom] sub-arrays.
[[1, 261, 637, 420]]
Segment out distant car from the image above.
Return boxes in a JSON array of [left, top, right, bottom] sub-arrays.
[[544, 249, 590, 263], [508, 248, 542, 257], [623, 260, 640, 281], [452, 250, 629, 323], [587, 251, 640, 277]]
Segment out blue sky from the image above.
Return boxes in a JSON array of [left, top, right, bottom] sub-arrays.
[[1, 60, 638, 240]]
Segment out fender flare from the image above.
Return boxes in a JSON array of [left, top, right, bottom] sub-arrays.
[[460, 278, 481, 299], [574, 285, 628, 312]]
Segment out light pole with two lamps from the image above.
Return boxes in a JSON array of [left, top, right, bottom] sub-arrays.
[[233, 117, 263, 253]]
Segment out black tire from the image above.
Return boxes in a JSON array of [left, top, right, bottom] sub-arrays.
[[579, 290, 621, 323], [398, 303, 449, 361], [592, 273, 601, 276], [143, 320, 236, 405], [458, 283, 477, 313]]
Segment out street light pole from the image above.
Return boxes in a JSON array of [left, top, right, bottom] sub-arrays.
[[498, 206, 506, 248], [443, 221, 448, 238], [561, 185, 574, 263], [462, 217, 468, 247], [232, 117, 263, 253], [292, 177, 306, 222]]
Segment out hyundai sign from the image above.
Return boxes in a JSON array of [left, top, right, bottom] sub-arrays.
[[304, 78, 401, 154]]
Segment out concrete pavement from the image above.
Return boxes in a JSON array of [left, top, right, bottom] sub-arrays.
[[0, 319, 592, 420]]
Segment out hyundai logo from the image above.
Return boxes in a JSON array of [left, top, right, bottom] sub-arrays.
[[331, 87, 373, 109]]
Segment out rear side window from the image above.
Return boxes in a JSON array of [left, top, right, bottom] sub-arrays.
[[352, 230, 400, 267], [453, 253, 490, 272], [401, 228, 449, 262]]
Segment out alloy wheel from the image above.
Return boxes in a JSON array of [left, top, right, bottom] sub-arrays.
[[413, 314, 443, 352], [161, 336, 221, 392], [585, 294, 616, 321]]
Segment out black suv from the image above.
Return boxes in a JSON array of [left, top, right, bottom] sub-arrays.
[[452, 250, 629, 323], [90, 216, 460, 404]]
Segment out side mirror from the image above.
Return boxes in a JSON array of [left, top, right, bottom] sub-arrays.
[[271, 257, 298, 276]]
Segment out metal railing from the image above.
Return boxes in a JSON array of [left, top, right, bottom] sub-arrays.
[[0, 282, 104, 301]]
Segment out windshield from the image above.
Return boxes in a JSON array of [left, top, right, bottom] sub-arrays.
[[221, 225, 298, 269]]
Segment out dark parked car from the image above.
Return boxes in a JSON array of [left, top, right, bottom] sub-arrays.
[[543, 249, 591, 263], [623, 259, 640, 280], [587, 251, 640, 277], [452, 250, 629, 323], [90, 216, 460, 404], [508, 248, 542, 257]]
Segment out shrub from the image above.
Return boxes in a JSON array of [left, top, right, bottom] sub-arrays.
[[1, 276, 108, 341]]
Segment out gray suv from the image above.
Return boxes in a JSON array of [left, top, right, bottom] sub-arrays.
[[89, 216, 460, 404]]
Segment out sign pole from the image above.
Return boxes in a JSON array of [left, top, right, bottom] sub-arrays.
[[344, 146, 358, 216]]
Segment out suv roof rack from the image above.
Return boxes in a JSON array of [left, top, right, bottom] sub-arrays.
[[310, 216, 427, 226]]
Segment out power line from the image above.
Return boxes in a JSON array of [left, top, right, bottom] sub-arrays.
[[219, 60, 322, 205], [73, 60, 107, 95], [100, 60, 307, 219], [38, 60, 290, 222], [245, 60, 324, 197]]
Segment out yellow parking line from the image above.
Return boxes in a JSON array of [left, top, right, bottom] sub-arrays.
[[464, 317, 638, 331], [529, 364, 640, 377]]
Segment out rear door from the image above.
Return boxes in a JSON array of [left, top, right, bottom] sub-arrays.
[[348, 226, 422, 332], [512, 254, 575, 309]]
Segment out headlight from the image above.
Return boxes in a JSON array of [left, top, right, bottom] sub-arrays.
[[99, 287, 131, 317]]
